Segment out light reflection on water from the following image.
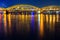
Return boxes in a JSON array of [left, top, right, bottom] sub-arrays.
[[0, 13, 59, 40], [4, 13, 38, 35], [4, 13, 7, 35], [0, 14, 3, 34]]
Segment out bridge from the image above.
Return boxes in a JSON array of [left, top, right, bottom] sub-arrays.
[[0, 4, 60, 23], [0, 4, 59, 14]]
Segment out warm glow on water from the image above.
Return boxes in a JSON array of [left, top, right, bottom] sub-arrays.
[[0, 12, 60, 40], [7, 13, 11, 34], [52, 15, 55, 31], [22, 14, 24, 22], [46, 14, 48, 22], [7, 14, 11, 26], [0, 14, 3, 32], [50, 15, 52, 23], [49, 15, 53, 31], [3, 13, 7, 34], [40, 14, 44, 38], [57, 14, 59, 22], [53, 15, 55, 23]]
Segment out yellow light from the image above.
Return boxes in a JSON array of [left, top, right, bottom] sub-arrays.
[[53, 15, 55, 23], [7, 13, 11, 34], [57, 14, 59, 22], [3, 13, 7, 35], [49, 15, 53, 31], [46, 14, 48, 22], [40, 14, 44, 38], [22, 12, 24, 23], [37, 11, 40, 13], [50, 15, 52, 23], [52, 15, 55, 32], [8, 14, 11, 27]]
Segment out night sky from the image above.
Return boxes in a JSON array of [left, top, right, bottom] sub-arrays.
[[0, 0, 60, 8]]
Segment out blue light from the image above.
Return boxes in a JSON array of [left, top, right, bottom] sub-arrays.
[[30, 11, 35, 33], [31, 11, 34, 15], [31, 15, 35, 33]]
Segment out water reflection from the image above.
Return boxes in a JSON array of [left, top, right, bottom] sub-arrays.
[[40, 14, 44, 38], [0, 12, 60, 40], [3, 13, 7, 35], [31, 13, 35, 33], [0, 14, 3, 35]]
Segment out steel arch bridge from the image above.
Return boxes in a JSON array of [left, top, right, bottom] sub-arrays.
[[42, 5, 60, 10], [0, 4, 60, 14], [7, 4, 40, 11]]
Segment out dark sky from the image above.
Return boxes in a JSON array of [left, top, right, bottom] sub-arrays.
[[0, 0, 60, 8]]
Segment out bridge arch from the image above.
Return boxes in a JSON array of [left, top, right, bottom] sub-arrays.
[[7, 4, 40, 11], [42, 5, 60, 10]]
